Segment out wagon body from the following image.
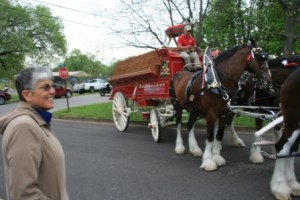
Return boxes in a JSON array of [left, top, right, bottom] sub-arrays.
[[109, 48, 193, 106], [108, 48, 205, 142]]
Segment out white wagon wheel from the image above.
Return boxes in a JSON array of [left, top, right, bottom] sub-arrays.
[[112, 92, 130, 132], [149, 108, 162, 142]]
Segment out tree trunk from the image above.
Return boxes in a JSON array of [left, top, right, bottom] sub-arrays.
[[278, 0, 300, 55]]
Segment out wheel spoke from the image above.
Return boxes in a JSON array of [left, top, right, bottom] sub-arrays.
[[150, 108, 161, 142], [112, 92, 130, 132]]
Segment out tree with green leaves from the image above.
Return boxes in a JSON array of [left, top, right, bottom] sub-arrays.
[[278, 0, 300, 54], [244, 0, 300, 55], [54, 49, 111, 78], [0, 0, 66, 78], [203, 0, 250, 48], [111, 0, 210, 49], [112, 0, 299, 55]]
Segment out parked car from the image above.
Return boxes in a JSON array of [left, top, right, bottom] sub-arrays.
[[72, 83, 84, 94], [72, 82, 85, 94], [53, 83, 73, 98], [82, 78, 110, 93], [0, 90, 11, 105]]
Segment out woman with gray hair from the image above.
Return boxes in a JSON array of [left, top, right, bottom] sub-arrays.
[[0, 67, 69, 200]]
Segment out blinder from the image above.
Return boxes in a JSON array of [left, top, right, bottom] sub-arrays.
[[250, 47, 272, 90]]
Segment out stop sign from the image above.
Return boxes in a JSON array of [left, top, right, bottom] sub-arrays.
[[58, 67, 69, 79]]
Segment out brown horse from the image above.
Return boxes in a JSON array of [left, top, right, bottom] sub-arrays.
[[237, 55, 300, 130], [270, 68, 300, 200], [225, 55, 300, 164], [170, 39, 269, 171]]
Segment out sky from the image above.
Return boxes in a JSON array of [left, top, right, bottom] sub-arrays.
[[20, 0, 148, 65]]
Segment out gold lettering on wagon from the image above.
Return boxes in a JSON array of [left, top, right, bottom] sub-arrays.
[[138, 82, 166, 93], [138, 83, 166, 88]]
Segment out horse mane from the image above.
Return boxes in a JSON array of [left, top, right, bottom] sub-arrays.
[[215, 44, 248, 66]]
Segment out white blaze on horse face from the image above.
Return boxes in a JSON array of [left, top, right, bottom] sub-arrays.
[[277, 129, 300, 157], [251, 50, 255, 59], [265, 61, 272, 79]]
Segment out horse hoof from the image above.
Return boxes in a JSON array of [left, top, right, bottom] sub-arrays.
[[175, 145, 186, 155], [249, 147, 264, 163], [249, 153, 264, 164], [291, 189, 300, 197], [274, 193, 292, 200], [290, 182, 300, 196], [213, 154, 226, 166], [190, 147, 203, 157], [271, 182, 292, 200], [234, 139, 246, 148], [200, 159, 217, 171]]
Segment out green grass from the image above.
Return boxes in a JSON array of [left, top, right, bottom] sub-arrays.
[[0, 82, 19, 104], [0, 83, 8, 89], [53, 102, 144, 121], [53, 102, 257, 127], [9, 94, 19, 103], [54, 102, 112, 120]]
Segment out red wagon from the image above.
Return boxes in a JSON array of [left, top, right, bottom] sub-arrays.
[[109, 47, 206, 142]]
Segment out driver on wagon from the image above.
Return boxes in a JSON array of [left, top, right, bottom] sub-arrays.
[[177, 25, 201, 69]]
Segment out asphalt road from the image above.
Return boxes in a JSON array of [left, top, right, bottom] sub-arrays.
[[1, 119, 300, 200], [1, 94, 300, 199], [0, 93, 110, 116]]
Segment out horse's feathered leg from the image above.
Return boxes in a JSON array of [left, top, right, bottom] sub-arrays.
[[187, 112, 202, 157], [249, 136, 264, 164], [223, 114, 246, 147], [175, 105, 185, 155], [210, 117, 230, 167], [271, 129, 300, 200], [200, 140, 217, 171], [255, 118, 264, 131], [286, 157, 300, 196], [200, 114, 218, 171], [271, 157, 292, 200], [249, 117, 265, 163]]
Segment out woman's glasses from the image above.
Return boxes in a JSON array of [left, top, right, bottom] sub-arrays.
[[35, 84, 55, 91]]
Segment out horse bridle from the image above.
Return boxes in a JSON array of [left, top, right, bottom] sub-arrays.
[[217, 47, 269, 100], [246, 47, 271, 88]]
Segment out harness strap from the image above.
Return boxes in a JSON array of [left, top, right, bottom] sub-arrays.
[[246, 53, 252, 62], [186, 71, 202, 101]]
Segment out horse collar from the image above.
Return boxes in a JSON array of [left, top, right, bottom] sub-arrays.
[[205, 63, 239, 101]]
